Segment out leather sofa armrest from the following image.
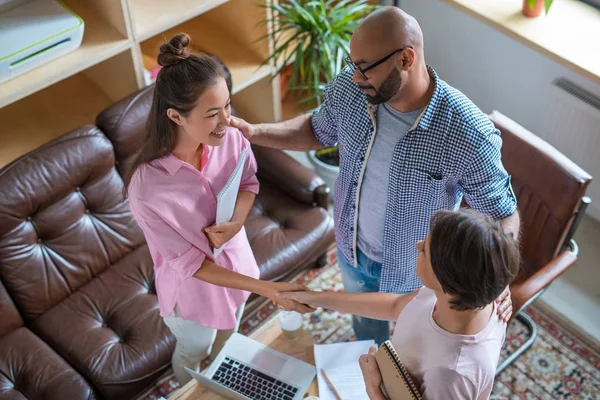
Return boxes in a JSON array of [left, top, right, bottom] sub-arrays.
[[251, 145, 330, 208], [510, 248, 577, 314]]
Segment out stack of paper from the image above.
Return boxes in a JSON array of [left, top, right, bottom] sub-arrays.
[[314, 340, 375, 400]]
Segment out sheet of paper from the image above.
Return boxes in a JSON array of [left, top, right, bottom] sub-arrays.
[[314, 340, 375, 400], [324, 363, 370, 399]]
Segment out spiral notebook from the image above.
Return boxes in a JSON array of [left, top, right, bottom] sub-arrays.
[[375, 340, 423, 400], [213, 148, 247, 257]]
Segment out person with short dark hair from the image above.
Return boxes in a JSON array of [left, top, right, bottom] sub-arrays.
[[279, 208, 520, 399]]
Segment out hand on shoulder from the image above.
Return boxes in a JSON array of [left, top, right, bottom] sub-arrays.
[[229, 116, 256, 141]]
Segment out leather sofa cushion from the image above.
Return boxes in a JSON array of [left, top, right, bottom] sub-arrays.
[[0, 127, 146, 322], [30, 245, 174, 400], [0, 280, 22, 339], [0, 327, 96, 400], [248, 181, 334, 281], [95, 87, 152, 180]]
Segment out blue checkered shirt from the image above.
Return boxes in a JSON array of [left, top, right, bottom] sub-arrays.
[[311, 67, 517, 293]]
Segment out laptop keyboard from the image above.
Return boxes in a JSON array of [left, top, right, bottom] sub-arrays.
[[212, 356, 299, 400]]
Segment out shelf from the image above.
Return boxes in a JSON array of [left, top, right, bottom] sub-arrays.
[[232, 76, 276, 123], [129, 0, 229, 42], [0, 50, 138, 169], [445, 0, 600, 85], [0, 0, 131, 108], [140, 13, 272, 95], [281, 91, 317, 121], [0, 74, 112, 168]]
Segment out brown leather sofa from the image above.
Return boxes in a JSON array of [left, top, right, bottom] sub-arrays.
[[0, 86, 334, 399]]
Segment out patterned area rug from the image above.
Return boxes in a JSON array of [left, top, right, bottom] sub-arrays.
[[137, 249, 600, 400]]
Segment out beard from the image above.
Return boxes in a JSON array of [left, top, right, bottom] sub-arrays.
[[363, 68, 402, 105]]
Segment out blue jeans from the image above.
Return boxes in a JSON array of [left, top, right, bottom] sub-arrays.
[[337, 247, 390, 345]]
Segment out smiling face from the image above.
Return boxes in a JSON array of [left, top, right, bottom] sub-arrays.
[[167, 77, 231, 147]]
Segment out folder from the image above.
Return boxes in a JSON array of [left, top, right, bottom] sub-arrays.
[[213, 148, 247, 257], [375, 340, 423, 400]]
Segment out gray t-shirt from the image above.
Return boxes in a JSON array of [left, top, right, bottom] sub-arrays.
[[357, 103, 424, 263]]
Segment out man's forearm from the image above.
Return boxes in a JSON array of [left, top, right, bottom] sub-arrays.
[[501, 211, 520, 238], [251, 114, 322, 151]]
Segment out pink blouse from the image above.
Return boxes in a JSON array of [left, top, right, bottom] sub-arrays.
[[128, 127, 260, 329]]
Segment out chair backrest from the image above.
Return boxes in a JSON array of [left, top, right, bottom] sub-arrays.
[[489, 111, 592, 283]]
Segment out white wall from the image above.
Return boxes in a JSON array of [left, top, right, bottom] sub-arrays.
[[398, 0, 600, 220]]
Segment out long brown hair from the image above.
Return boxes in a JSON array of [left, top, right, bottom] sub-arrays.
[[122, 33, 227, 197]]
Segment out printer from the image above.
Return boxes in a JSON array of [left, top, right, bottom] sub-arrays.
[[0, 0, 84, 84]]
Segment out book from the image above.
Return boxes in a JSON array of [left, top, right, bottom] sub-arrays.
[[375, 340, 423, 400], [213, 148, 247, 257]]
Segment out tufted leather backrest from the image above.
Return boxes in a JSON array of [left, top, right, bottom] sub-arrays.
[[0, 279, 23, 338], [489, 111, 592, 282], [0, 127, 145, 322], [96, 86, 154, 180]]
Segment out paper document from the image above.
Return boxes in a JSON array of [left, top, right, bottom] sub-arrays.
[[314, 340, 375, 400], [214, 148, 247, 257]]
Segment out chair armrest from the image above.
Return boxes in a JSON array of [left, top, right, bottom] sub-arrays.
[[511, 246, 577, 314], [252, 145, 330, 208]]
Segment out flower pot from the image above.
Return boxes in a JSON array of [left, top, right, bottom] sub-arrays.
[[522, 0, 545, 17], [308, 150, 339, 199], [279, 64, 293, 101]]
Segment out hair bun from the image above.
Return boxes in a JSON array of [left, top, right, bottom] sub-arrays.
[[157, 33, 191, 67]]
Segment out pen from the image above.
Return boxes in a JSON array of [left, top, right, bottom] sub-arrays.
[[321, 368, 343, 400]]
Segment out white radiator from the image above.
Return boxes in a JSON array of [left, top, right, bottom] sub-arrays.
[[539, 79, 600, 219]]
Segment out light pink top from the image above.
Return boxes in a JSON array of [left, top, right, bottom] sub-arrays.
[[128, 127, 260, 329], [392, 287, 506, 400]]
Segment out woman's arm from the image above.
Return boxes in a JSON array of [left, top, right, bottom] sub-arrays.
[[205, 190, 255, 249], [231, 190, 255, 228], [277, 290, 419, 322], [194, 259, 314, 313]]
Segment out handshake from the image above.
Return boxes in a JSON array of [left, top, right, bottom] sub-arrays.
[[262, 282, 319, 314]]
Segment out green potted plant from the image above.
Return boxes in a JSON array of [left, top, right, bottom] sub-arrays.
[[522, 0, 553, 17], [260, 0, 377, 195]]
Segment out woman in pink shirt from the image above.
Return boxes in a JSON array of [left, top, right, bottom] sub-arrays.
[[280, 209, 520, 399], [124, 33, 311, 386]]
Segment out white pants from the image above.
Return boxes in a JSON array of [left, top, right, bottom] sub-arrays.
[[163, 304, 245, 386]]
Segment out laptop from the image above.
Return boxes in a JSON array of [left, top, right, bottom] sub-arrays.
[[184, 333, 316, 400]]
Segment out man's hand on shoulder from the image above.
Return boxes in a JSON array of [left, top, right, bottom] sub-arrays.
[[230, 116, 256, 141]]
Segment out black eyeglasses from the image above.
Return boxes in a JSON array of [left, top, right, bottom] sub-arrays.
[[345, 47, 409, 79]]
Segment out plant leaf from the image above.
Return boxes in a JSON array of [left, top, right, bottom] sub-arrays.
[[260, 0, 378, 103]]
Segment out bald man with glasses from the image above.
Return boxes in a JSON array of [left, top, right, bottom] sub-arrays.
[[231, 6, 519, 344]]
